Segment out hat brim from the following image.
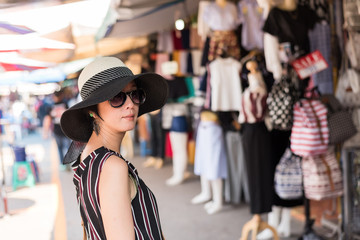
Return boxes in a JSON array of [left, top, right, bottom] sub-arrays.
[[60, 72, 168, 142]]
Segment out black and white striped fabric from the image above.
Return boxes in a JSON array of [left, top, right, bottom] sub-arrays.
[[73, 147, 164, 240], [81, 67, 133, 100]]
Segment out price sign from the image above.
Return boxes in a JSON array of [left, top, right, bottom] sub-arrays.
[[291, 50, 328, 79]]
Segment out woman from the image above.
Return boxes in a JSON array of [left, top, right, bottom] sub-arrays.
[[60, 57, 168, 239]]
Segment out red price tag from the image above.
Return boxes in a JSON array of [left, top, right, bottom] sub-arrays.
[[291, 50, 328, 79]]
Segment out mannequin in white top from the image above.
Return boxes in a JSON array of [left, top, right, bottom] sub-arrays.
[[258, 0, 296, 238]]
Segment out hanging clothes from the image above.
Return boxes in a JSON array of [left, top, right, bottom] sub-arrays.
[[149, 110, 165, 159], [208, 57, 243, 112], [240, 78, 272, 214], [194, 121, 228, 180], [202, 1, 239, 31], [157, 30, 174, 53], [238, 0, 265, 51], [224, 130, 250, 204], [238, 84, 267, 123], [197, 1, 211, 41], [308, 22, 333, 94], [241, 121, 273, 214], [208, 30, 241, 61], [202, 1, 241, 61], [262, 5, 318, 54]]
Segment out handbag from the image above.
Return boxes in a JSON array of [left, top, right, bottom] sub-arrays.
[[290, 99, 329, 157], [335, 49, 360, 108], [267, 76, 298, 130], [344, 108, 360, 147], [274, 148, 303, 200], [321, 94, 358, 144], [302, 149, 343, 201]]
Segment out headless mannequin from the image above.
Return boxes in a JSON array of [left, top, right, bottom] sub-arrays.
[[259, 0, 298, 238], [191, 111, 226, 215], [166, 104, 190, 186], [240, 61, 279, 240]]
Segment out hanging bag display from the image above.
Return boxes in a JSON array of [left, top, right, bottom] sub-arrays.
[[290, 99, 329, 157], [267, 76, 298, 130], [344, 108, 360, 148], [321, 94, 357, 144], [335, 48, 360, 108], [302, 149, 343, 201], [274, 148, 303, 200]]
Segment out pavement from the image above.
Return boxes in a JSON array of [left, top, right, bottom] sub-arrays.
[[0, 129, 310, 240]]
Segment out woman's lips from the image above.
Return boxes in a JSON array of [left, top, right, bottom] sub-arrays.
[[123, 115, 135, 119]]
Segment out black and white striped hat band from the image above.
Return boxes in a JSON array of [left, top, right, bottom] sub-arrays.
[[80, 66, 133, 100]]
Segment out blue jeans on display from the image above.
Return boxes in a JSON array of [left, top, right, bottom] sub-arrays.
[[54, 134, 71, 164]]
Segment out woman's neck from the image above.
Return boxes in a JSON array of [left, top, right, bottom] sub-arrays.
[[84, 130, 124, 157], [215, 0, 227, 8], [277, 0, 297, 11]]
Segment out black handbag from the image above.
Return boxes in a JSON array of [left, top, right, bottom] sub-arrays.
[[321, 94, 358, 144]]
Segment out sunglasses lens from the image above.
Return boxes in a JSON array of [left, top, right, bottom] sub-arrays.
[[109, 92, 126, 107], [131, 89, 146, 105]]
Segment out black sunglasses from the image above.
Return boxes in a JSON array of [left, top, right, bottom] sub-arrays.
[[109, 89, 146, 108]]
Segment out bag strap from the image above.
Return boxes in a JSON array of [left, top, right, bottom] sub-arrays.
[[308, 100, 324, 144], [320, 154, 335, 190]]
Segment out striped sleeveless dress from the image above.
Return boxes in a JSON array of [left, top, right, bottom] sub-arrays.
[[72, 146, 164, 240]]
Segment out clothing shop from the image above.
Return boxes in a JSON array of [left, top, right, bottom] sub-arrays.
[[106, 0, 360, 238]]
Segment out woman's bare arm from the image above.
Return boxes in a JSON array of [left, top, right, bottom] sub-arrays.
[[99, 155, 135, 240]]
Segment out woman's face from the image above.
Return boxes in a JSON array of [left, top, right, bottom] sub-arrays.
[[97, 81, 139, 134]]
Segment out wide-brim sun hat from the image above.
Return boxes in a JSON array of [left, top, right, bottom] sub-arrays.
[[60, 56, 168, 142]]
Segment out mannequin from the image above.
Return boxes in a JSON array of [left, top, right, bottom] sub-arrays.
[[191, 110, 227, 215], [262, 0, 318, 82], [259, 0, 317, 237], [239, 60, 278, 239], [166, 103, 190, 186], [202, 0, 240, 61]]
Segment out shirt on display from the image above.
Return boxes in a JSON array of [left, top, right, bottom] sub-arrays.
[[238, 0, 265, 51], [202, 2, 239, 31], [262, 5, 318, 54], [208, 57, 242, 112]]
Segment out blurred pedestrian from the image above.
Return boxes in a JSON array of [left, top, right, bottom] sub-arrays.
[[60, 57, 168, 239], [42, 90, 71, 169]]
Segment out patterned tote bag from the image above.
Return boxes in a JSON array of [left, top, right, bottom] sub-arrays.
[[274, 148, 303, 200], [302, 149, 343, 201]]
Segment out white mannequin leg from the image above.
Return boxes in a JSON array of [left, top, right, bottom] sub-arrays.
[[277, 207, 291, 237], [257, 206, 281, 239], [166, 131, 188, 186], [206, 178, 223, 215], [191, 175, 212, 204]]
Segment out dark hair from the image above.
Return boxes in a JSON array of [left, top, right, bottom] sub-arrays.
[[83, 104, 103, 122]]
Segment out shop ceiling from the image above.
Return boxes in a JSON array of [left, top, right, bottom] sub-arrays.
[[0, 0, 200, 84]]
